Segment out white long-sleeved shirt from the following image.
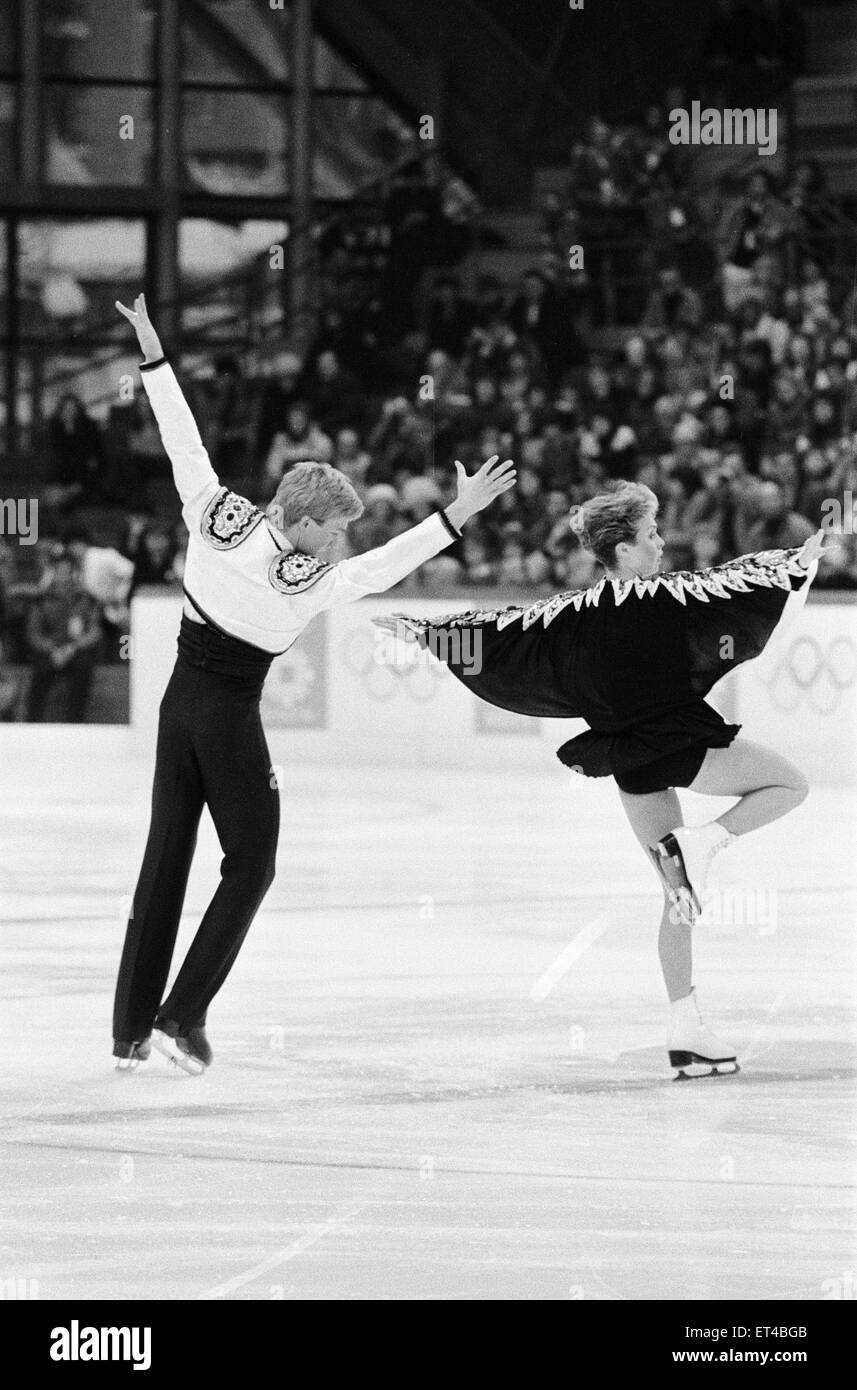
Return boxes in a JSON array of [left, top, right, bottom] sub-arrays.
[[139, 359, 455, 652]]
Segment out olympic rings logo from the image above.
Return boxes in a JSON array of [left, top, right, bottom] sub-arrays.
[[757, 634, 857, 714], [341, 628, 445, 703]]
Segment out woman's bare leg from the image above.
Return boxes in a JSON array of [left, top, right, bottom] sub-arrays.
[[688, 738, 809, 835], [617, 739, 808, 1003], [619, 786, 691, 1001]]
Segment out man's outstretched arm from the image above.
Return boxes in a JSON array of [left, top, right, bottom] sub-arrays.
[[115, 293, 219, 512], [277, 455, 517, 617]]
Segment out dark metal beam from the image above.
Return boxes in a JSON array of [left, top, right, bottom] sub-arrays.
[[17, 0, 42, 192], [154, 0, 181, 345], [12, 0, 44, 459], [183, 0, 284, 89], [289, 0, 315, 349]]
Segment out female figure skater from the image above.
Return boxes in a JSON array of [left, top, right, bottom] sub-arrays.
[[111, 294, 515, 1072], [378, 481, 831, 1079]]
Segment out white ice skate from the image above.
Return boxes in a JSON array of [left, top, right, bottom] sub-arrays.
[[151, 1021, 211, 1076], [113, 1038, 151, 1072], [651, 822, 734, 925], [668, 988, 739, 1080]]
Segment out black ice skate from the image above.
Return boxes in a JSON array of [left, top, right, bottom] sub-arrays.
[[113, 1037, 152, 1072], [152, 1019, 212, 1075], [647, 844, 678, 904], [652, 832, 699, 925], [651, 823, 734, 926], [668, 987, 740, 1080]]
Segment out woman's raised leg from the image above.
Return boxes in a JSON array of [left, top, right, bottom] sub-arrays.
[[688, 737, 809, 835], [652, 737, 809, 926]]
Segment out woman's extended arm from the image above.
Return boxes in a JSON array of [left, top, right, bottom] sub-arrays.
[[796, 527, 837, 571]]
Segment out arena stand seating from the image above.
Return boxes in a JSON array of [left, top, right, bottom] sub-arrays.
[[2, 101, 856, 722]]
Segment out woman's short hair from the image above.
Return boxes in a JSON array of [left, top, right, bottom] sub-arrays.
[[269, 461, 364, 527], [568, 479, 658, 568]]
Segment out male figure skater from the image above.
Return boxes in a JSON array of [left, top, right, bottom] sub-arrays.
[[112, 294, 515, 1072]]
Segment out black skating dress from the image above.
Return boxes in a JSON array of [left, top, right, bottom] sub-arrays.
[[395, 548, 814, 794]]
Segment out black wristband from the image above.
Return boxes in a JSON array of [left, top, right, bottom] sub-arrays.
[[438, 508, 462, 542], [140, 355, 168, 373]]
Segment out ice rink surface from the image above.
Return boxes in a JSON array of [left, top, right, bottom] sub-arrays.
[[1, 733, 855, 1301]]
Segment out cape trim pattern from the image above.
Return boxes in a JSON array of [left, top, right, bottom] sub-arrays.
[[201, 488, 264, 550], [268, 550, 333, 595], [397, 548, 807, 637]]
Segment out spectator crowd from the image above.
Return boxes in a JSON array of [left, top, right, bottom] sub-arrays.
[[0, 517, 186, 722], [3, 100, 857, 719]]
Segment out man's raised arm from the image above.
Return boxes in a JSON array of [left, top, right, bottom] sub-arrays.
[[274, 456, 517, 618], [115, 293, 218, 512]]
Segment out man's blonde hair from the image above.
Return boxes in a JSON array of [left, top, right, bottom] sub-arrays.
[[268, 461, 364, 526]]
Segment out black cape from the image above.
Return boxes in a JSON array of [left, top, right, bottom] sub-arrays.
[[395, 548, 811, 779]]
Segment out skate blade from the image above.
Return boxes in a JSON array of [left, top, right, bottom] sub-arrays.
[[671, 1057, 740, 1081], [151, 1030, 206, 1076], [670, 887, 696, 927], [647, 845, 671, 891], [655, 835, 701, 921], [648, 845, 696, 925], [114, 1057, 140, 1072]]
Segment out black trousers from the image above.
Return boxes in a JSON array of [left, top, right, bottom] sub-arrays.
[[113, 616, 279, 1043]]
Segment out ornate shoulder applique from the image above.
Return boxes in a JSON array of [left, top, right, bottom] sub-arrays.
[[392, 549, 807, 641], [200, 489, 263, 550], [268, 550, 333, 594], [403, 604, 520, 633], [398, 578, 603, 637], [494, 609, 522, 630], [622, 547, 800, 603], [520, 578, 604, 629]]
